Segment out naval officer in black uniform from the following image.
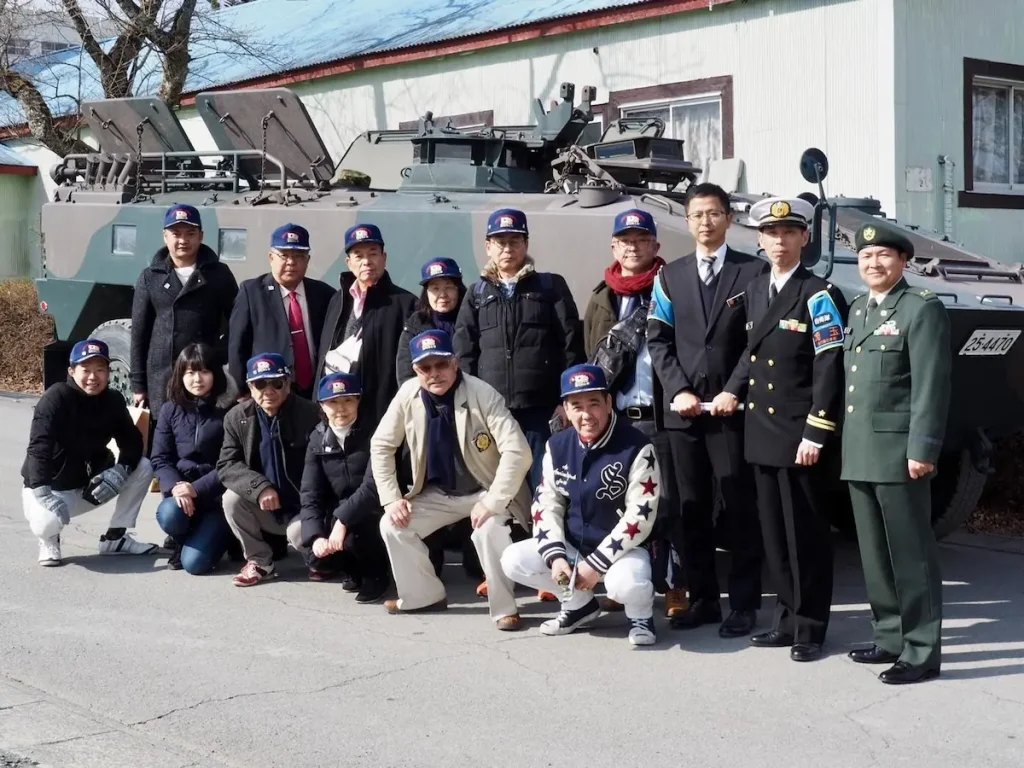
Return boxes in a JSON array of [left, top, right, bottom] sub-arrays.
[[719, 197, 847, 661]]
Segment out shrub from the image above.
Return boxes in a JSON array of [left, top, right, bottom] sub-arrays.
[[0, 279, 54, 393]]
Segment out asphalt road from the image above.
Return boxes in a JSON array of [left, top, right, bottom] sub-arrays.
[[0, 396, 1022, 768]]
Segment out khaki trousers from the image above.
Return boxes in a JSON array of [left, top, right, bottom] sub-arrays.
[[379, 487, 517, 621], [223, 489, 306, 568]]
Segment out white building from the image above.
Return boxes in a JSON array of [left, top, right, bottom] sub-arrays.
[[4, 0, 1023, 264]]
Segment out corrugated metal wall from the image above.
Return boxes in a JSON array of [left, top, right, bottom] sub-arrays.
[[0, 174, 34, 278]]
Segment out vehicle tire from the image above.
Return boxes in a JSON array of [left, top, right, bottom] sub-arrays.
[[89, 318, 133, 406]]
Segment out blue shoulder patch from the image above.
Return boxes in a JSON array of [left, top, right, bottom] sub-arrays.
[[649, 270, 674, 327], [808, 289, 844, 354]]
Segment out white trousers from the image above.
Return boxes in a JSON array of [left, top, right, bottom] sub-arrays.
[[379, 487, 517, 621], [501, 538, 655, 620], [22, 459, 153, 540]]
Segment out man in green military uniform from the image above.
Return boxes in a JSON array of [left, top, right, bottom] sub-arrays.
[[842, 222, 951, 685]]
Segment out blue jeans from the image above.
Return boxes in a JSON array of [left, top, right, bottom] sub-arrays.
[[156, 496, 232, 575], [511, 406, 553, 495]]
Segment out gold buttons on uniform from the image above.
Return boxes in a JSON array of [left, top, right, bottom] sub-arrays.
[[751, 355, 757, 362], [856, 346, 862, 353], [848, 385, 855, 392], [848, 405, 855, 413], [768, 407, 775, 415], [749, 402, 755, 409], [767, 383, 774, 390], [749, 378, 755, 386], [880, 344, 886, 350], [855, 309, 861, 316], [851, 365, 857, 372], [768, 359, 775, 367]]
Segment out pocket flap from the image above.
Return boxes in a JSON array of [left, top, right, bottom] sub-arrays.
[[872, 411, 910, 432]]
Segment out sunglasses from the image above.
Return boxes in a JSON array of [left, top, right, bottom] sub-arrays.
[[251, 378, 286, 391]]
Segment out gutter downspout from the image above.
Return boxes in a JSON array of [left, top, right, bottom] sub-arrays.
[[938, 155, 955, 240]]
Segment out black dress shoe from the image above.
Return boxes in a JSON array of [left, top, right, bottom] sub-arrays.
[[749, 629, 794, 648], [848, 645, 900, 665], [669, 599, 722, 630], [791, 643, 823, 662], [718, 610, 756, 638], [341, 575, 361, 592], [355, 577, 389, 604], [879, 661, 940, 685]]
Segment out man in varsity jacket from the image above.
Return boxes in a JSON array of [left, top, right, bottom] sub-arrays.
[[501, 364, 662, 646]]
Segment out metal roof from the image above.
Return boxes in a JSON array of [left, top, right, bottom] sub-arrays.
[[0, 143, 35, 166], [0, 0, 653, 129]]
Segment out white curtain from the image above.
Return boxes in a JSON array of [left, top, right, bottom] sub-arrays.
[[973, 85, 1009, 184], [621, 98, 723, 170]]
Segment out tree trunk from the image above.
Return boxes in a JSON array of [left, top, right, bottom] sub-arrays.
[[0, 70, 92, 156]]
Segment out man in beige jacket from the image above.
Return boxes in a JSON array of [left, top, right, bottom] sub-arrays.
[[371, 329, 532, 630]]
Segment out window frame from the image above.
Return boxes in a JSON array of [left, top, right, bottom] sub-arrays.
[[5, 38, 31, 58], [961, 57, 1024, 209], [218, 228, 248, 262], [617, 90, 725, 167]]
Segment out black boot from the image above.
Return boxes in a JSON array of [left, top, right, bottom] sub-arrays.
[[167, 543, 183, 571]]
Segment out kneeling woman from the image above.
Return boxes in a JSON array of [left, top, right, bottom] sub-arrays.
[[151, 343, 233, 574], [295, 372, 390, 602]]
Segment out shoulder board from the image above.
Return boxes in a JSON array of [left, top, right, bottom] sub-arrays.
[[917, 288, 941, 301]]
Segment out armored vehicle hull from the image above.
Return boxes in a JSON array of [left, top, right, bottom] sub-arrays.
[[36, 86, 1024, 538]]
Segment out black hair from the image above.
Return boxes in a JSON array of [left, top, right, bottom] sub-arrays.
[[415, 277, 468, 318], [683, 182, 731, 214], [166, 342, 227, 407]]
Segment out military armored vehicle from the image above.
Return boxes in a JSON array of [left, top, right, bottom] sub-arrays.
[[36, 83, 1024, 538]]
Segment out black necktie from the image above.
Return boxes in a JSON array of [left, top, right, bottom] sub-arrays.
[[768, 283, 778, 305], [865, 297, 878, 326]]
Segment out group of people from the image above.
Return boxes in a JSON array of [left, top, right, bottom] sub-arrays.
[[20, 185, 951, 682]]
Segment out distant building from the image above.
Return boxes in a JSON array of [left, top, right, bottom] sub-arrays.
[[3, 9, 116, 62]]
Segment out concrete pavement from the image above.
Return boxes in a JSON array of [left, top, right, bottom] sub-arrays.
[[0, 396, 1021, 768]]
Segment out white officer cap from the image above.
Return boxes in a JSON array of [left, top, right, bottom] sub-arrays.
[[749, 197, 815, 229]]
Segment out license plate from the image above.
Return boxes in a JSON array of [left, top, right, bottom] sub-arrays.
[[958, 329, 1021, 356]]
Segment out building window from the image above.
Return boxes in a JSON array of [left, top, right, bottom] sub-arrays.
[[5, 38, 30, 58], [40, 41, 73, 54], [398, 110, 494, 131], [597, 76, 734, 173], [218, 228, 247, 261], [111, 225, 136, 257], [961, 58, 1024, 209]]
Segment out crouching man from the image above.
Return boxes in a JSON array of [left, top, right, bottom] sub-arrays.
[[371, 330, 532, 630], [22, 339, 159, 566], [501, 364, 661, 646], [217, 353, 320, 587]]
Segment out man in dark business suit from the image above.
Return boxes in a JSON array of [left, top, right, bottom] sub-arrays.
[[647, 182, 767, 638], [229, 223, 335, 400]]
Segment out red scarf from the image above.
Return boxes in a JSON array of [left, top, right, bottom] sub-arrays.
[[604, 257, 665, 296]]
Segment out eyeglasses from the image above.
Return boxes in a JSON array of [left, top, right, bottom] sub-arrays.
[[413, 359, 453, 374], [251, 378, 286, 391], [271, 250, 309, 263], [685, 211, 728, 222]]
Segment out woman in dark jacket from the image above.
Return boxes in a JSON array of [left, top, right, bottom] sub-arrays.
[[395, 257, 467, 382], [297, 372, 389, 603], [152, 343, 232, 574]]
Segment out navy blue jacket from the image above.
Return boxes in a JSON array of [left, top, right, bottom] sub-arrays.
[[151, 398, 226, 501], [532, 413, 661, 574]]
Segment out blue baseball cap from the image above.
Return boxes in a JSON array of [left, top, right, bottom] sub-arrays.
[[163, 204, 202, 229], [560, 364, 609, 399], [246, 352, 290, 382], [419, 257, 462, 285], [410, 330, 455, 365], [612, 208, 657, 237], [70, 339, 109, 365], [344, 223, 384, 253], [271, 223, 311, 250], [317, 372, 361, 401], [486, 208, 528, 237]]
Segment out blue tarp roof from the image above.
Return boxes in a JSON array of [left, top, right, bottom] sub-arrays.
[[0, 0, 648, 129], [0, 144, 35, 166]]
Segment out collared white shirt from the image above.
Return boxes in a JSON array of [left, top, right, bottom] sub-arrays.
[[279, 282, 315, 360], [695, 242, 727, 280], [614, 294, 654, 410], [349, 280, 368, 320], [868, 288, 893, 304], [769, 262, 800, 299]]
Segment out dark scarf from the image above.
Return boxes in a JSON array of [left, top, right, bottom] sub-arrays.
[[421, 370, 463, 492], [603, 256, 666, 296], [431, 309, 458, 339], [256, 406, 293, 521]]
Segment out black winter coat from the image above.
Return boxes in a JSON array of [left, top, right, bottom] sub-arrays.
[[22, 380, 143, 491], [298, 422, 380, 548], [315, 271, 416, 427], [454, 270, 584, 410], [131, 244, 238, 415], [150, 398, 226, 501], [396, 311, 435, 384]]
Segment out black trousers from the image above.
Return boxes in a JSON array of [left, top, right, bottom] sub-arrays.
[[667, 417, 762, 611], [306, 516, 390, 581], [753, 463, 833, 644]]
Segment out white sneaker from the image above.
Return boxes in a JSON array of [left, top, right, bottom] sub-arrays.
[[38, 535, 61, 566], [628, 617, 657, 647], [98, 532, 160, 556]]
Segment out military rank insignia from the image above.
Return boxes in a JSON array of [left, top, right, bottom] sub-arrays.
[[779, 318, 808, 332], [473, 432, 492, 451], [808, 289, 845, 354]]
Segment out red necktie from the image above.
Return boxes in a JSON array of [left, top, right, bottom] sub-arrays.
[[287, 290, 313, 390]]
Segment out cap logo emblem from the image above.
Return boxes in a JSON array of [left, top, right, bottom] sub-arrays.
[[428, 263, 444, 276], [332, 381, 346, 393], [354, 228, 368, 240], [85, 343, 100, 354], [625, 214, 641, 226], [571, 373, 592, 387], [499, 215, 514, 228], [770, 200, 791, 218], [286, 231, 299, 243], [862, 226, 876, 242], [420, 337, 437, 350], [174, 209, 189, 220], [255, 360, 272, 373]]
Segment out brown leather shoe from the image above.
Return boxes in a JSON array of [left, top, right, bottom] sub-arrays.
[[385, 598, 448, 615], [601, 598, 625, 612], [664, 588, 689, 619], [537, 590, 557, 602], [496, 613, 523, 631]]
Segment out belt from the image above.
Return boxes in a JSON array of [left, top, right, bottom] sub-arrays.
[[622, 406, 654, 421]]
